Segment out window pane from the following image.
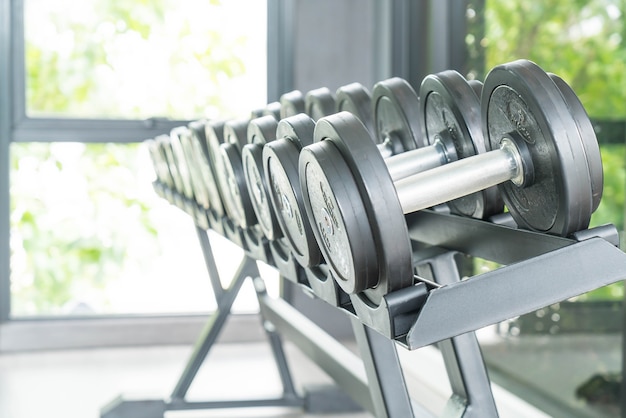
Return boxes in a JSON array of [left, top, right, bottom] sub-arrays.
[[10, 142, 264, 316], [24, 0, 267, 120], [466, 2, 624, 416]]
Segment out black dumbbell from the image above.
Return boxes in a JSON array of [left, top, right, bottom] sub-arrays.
[[263, 114, 318, 267], [145, 138, 175, 195], [305, 87, 336, 121], [241, 115, 282, 240], [280, 90, 306, 119], [299, 60, 603, 307], [354, 74, 501, 218], [188, 120, 226, 217]]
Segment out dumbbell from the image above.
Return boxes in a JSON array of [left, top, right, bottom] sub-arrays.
[[216, 118, 257, 228], [241, 115, 282, 239], [251, 101, 281, 120], [263, 114, 318, 267], [205, 119, 237, 221], [188, 120, 226, 217], [343, 73, 500, 218], [172, 127, 213, 213], [263, 75, 475, 267], [157, 135, 183, 200], [145, 138, 175, 195], [280, 90, 306, 119], [299, 59, 603, 307], [305, 87, 336, 121], [168, 127, 198, 208], [335, 82, 375, 136]]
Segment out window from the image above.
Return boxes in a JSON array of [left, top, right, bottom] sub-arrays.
[[466, 1, 624, 416], [4, 0, 268, 322]]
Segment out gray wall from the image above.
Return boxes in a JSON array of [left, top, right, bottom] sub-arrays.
[[291, 0, 377, 92]]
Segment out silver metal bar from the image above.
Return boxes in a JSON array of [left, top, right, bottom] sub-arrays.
[[406, 238, 626, 349], [195, 226, 224, 299], [395, 148, 517, 214], [256, 280, 375, 414], [386, 144, 447, 182], [170, 256, 259, 399], [350, 316, 414, 418]]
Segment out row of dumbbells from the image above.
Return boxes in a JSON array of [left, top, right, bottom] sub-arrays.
[[147, 59, 603, 316]]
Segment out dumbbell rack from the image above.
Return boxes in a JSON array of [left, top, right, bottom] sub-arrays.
[[102, 181, 626, 418]]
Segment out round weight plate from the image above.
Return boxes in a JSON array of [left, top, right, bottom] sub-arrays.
[[372, 77, 423, 153], [265, 114, 319, 266], [205, 120, 226, 170], [263, 101, 281, 120], [482, 60, 594, 235], [280, 90, 306, 119], [336, 82, 374, 135], [248, 115, 278, 145], [146, 139, 169, 187], [179, 129, 210, 209], [549, 73, 603, 212], [220, 143, 257, 228], [468, 79, 483, 100], [300, 140, 377, 293], [250, 108, 265, 119], [243, 143, 281, 239], [420, 70, 502, 219], [156, 135, 181, 192], [265, 140, 321, 267], [170, 128, 195, 200], [224, 119, 249, 149], [276, 113, 316, 148], [305, 87, 336, 121], [188, 125, 224, 216], [301, 112, 413, 305], [206, 120, 239, 219]]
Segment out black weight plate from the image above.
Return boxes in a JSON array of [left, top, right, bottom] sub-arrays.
[[244, 115, 280, 239], [248, 115, 278, 146], [482, 60, 594, 235], [154, 138, 177, 189], [300, 139, 377, 293], [301, 112, 413, 305], [250, 108, 265, 119], [206, 120, 239, 220], [372, 77, 423, 153], [280, 90, 306, 119], [336, 82, 374, 135], [243, 143, 281, 239], [265, 114, 319, 267], [224, 118, 249, 149], [305, 87, 336, 121], [549, 73, 603, 212], [146, 139, 170, 187], [420, 71, 503, 219], [276, 113, 316, 148], [263, 101, 281, 120], [179, 128, 210, 209], [220, 143, 257, 228], [205, 120, 226, 171], [188, 122, 225, 216], [468, 79, 483, 99], [170, 127, 195, 200], [156, 135, 180, 192]]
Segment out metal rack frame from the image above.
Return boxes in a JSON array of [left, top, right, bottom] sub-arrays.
[[102, 184, 626, 418]]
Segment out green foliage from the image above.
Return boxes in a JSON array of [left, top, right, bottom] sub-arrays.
[[25, 0, 249, 119], [10, 143, 163, 314], [483, 0, 626, 119], [14, 0, 260, 315], [471, 1, 626, 301]]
